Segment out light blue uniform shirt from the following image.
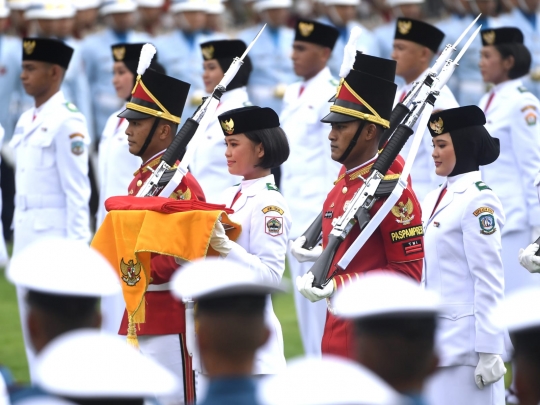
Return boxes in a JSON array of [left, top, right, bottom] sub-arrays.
[[0, 35, 25, 140]]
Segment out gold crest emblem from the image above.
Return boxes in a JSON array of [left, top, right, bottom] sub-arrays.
[[120, 258, 142, 286], [113, 46, 126, 61], [298, 22, 314, 37], [391, 198, 415, 225], [482, 30, 496, 45], [221, 118, 235, 135], [429, 117, 444, 134], [201, 45, 215, 60], [398, 20, 412, 35], [23, 40, 36, 55]]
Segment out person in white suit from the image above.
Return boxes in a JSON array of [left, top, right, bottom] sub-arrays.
[[208, 106, 291, 375], [392, 17, 459, 202], [280, 18, 340, 358], [422, 105, 507, 405], [10, 37, 91, 382], [189, 39, 252, 202], [478, 27, 540, 295]]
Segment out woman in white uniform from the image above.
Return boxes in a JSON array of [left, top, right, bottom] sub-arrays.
[[422, 106, 507, 405], [189, 39, 253, 203], [478, 27, 540, 294], [97, 43, 165, 335], [208, 106, 291, 374]]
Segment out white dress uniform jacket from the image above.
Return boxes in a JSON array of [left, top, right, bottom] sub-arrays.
[[81, 28, 151, 137], [279, 66, 341, 357], [96, 107, 140, 227], [218, 174, 290, 374], [237, 24, 297, 113], [189, 87, 247, 203], [154, 30, 221, 123], [423, 171, 506, 367], [395, 71, 459, 202]]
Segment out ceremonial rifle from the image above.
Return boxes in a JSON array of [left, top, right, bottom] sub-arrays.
[[306, 25, 482, 288], [135, 24, 266, 198]]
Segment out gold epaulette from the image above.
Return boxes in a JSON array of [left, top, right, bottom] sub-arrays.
[[333, 163, 374, 185]]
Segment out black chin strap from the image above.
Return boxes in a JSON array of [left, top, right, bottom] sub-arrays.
[[338, 120, 366, 163], [136, 117, 161, 158]]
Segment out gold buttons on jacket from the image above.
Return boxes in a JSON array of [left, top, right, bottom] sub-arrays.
[[137, 180, 142, 187], [342, 187, 348, 194]]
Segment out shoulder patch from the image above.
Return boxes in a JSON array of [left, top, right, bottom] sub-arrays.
[[65, 102, 79, 112], [477, 212, 497, 235], [329, 78, 339, 86], [521, 105, 537, 112], [475, 181, 491, 191], [518, 86, 529, 93], [525, 111, 537, 126], [266, 183, 279, 192], [473, 206, 494, 216], [262, 205, 284, 215]]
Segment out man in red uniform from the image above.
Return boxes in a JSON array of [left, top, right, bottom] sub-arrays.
[[116, 66, 204, 405], [293, 57, 424, 359]]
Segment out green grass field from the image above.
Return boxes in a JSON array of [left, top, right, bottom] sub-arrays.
[[0, 266, 304, 384]]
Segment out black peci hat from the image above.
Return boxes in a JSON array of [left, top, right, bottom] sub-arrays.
[[294, 19, 340, 50], [22, 38, 73, 69], [428, 105, 500, 174], [322, 69, 397, 128], [394, 18, 444, 54], [481, 27, 524, 46], [118, 68, 190, 124], [353, 52, 396, 82], [111, 42, 164, 76], [218, 106, 280, 136]]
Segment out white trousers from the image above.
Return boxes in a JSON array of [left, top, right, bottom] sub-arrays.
[[138, 334, 195, 405], [425, 366, 505, 405], [15, 287, 37, 382], [287, 247, 327, 357]]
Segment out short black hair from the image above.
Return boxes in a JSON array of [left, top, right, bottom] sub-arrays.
[[244, 126, 290, 169], [197, 293, 266, 316], [495, 43, 531, 79], [512, 326, 540, 367]]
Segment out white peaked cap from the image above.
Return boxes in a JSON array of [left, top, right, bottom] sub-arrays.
[[0, 0, 10, 17], [73, 0, 101, 10], [259, 355, 404, 405], [7, 238, 121, 297], [7, 0, 31, 10], [333, 272, 440, 319], [253, 0, 292, 12], [498, 286, 540, 333], [137, 0, 164, 7], [100, 0, 136, 15], [170, 0, 208, 12], [205, 0, 224, 14], [171, 257, 285, 302], [35, 330, 180, 398], [25, 0, 76, 19], [386, 0, 423, 6], [324, 0, 360, 6]]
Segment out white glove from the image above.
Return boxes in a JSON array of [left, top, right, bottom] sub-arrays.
[[474, 353, 506, 389], [296, 271, 334, 302], [210, 220, 234, 257], [291, 236, 323, 263], [519, 243, 540, 273]]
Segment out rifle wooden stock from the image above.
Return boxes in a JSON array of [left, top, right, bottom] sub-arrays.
[[372, 124, 414, 176], [301, 212, 323, 250], [162, 118, 199, 166], [311, 234, 342, 288], [378, 103, 410, 149]]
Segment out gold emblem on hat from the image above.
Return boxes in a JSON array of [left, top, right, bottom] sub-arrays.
[[398, 20, 412, 35], [201, 45, 215, 60], [113, 46, 126, 61], [23, 40, 36, 55], [221, 118, 235, 134], [298, 22, 314, 37], [482, 30, 496, 45], [429, 117, 444, 134]]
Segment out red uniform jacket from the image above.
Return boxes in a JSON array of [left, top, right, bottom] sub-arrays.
[[321, 157, 423, 358], [119, 151, 205, 335]]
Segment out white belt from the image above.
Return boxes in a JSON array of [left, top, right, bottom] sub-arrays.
[[16, 194, 66, 211], [147, 282, 171, 292]]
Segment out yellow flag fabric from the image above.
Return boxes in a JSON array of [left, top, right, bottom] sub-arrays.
[[91, 209, 241, 326]]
